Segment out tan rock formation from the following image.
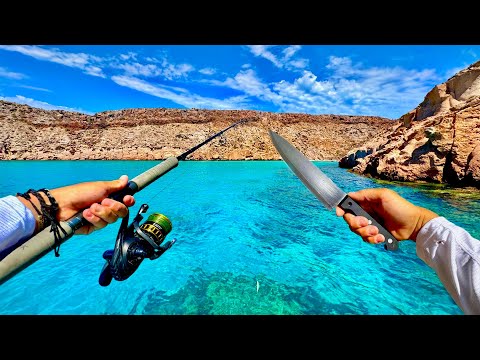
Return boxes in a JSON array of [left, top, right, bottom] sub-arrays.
[[341, 60, 480, 188], [465, 143, 480, 183], [0, 101, 394, 161]]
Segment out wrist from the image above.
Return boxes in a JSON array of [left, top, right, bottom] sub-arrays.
[[16, 188, 66, 257], [411, 206, 439, 241], [16, 192, 50, 233], [48, 188, 68, 220], [16, 189, 62, 234]]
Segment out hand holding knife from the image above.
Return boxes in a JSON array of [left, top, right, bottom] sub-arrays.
[[268, 130, 399, 251]]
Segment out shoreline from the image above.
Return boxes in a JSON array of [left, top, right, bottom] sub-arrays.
[[0, 159, 341, 162], [2, 159, 477, 190]]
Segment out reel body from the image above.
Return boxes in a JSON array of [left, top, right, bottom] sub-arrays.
[[99, 204, 175, 286]]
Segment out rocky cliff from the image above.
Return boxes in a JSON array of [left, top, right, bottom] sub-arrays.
[[340, 60, 480, 188], [0, 101, 394, 161]]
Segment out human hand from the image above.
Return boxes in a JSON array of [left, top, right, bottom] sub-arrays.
[[335, 188, 438, 244], [49, 175, 135, 235]]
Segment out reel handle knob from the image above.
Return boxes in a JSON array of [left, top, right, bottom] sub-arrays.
[[99, 263, 113, 287], [102, 249, 114, 260]]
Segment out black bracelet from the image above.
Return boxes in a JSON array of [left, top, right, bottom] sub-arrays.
[[16, 189, 45, 229], [16, 188, 66, 257]]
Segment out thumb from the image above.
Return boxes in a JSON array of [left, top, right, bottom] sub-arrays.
[[347, 188, 384, 204], [103, 175, 129, 195]]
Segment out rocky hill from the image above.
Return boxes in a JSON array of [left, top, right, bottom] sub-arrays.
[[0, 101, 395, 161], [340, 60, 480, 188]]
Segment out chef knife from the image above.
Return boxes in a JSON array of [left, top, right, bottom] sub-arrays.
[[269, 130, 399, 251]]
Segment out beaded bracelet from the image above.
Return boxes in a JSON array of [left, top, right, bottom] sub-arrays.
[[16, 189, 67, 257]]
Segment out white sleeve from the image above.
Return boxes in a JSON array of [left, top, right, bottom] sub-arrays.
[[416, 216, 480, 315], [0, 195, 36, 257]]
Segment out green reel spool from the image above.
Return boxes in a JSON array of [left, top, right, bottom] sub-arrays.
[[139, 213, 173, 245]]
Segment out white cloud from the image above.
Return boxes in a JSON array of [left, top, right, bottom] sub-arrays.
[[199, 67, 216, 75], [115, 58, 194, 80], [0, 66, 27, 80], [18, 85, 51, 92], [326, 56, 357, 77], [247, 45, 308, 71], [161, 60, 194, 79], [120, 52, 138, 61], [116, 62, 161, 77], [145, 57, 161, 63], [0, 45, 197, 84], [84, 66, 105, 78], [213, 56, 439, 118], [288, 58, 309, 69], [111, 75, 248, 110], [0, 45, 438, 118], [462, 48, 478, 59], [248, 45, 283, 68], [0, 45, 107, 78], [0, 95, 93, 114], [282, 45, 301, 60], [218, 69, 283, 104], [443, 64, 468, 80]]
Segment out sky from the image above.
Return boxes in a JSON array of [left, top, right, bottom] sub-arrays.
[[0, 45, 479, 119]]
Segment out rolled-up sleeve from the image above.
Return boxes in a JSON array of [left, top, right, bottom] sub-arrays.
[[0, 195, 36, 256], [416, 217, 480, 315]]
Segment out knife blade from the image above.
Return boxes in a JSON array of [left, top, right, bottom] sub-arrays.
[[268, 130, 399, 251]]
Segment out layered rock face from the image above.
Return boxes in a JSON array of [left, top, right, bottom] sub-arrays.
[[341, 60, 480, 188], [0, 101, 394, 161]]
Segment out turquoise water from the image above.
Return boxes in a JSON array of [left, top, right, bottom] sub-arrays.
[[0, 160, 478, 315]]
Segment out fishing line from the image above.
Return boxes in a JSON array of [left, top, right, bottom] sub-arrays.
[[147, 161, 188, 202]]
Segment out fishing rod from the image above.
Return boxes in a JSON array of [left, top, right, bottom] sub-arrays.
[[0, 118, 249, 285]]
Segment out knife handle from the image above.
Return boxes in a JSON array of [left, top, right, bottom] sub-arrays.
[[338, 195, 399, 251]]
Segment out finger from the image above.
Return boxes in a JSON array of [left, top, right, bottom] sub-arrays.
[[336, 206, 345, 216], [83, 208, 108, 230], [343, 213, 370, 229], [347, 189, 376, 203], [355, 225, 379, 241], [89, 203, 119, 224], [122, 195, 135, 207], [365, 234, 385, 244], [101, 198, 129, 218]]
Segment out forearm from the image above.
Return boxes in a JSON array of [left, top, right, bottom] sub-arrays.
[[416, 217, 480, 315], [0, 195, 36, 259]]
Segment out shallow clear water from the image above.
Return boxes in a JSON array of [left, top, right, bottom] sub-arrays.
[[0, 160, 478, 315]]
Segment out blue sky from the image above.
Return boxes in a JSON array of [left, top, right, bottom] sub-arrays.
[[0, 45, 479, 119]]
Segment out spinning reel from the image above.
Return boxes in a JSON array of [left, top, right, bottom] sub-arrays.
[[99, 204, 176, 286]]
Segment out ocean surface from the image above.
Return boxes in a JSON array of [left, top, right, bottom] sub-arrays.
[[0, 160, 478, 315]]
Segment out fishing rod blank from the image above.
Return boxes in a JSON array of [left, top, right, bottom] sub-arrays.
[[0, 118, 248, 285]]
